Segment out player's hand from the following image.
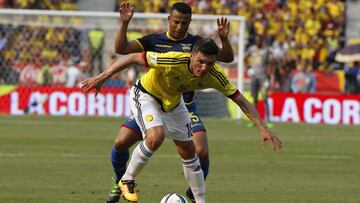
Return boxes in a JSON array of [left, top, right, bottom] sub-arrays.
[[119, 1, 134, 23], [217, 17, 230, 40], [259, 128, 282, 150], [80, 76, 104, 97]]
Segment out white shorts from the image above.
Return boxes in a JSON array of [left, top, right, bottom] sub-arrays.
[[129, 84, 192, 141]]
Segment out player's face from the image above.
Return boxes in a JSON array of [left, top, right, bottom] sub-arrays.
[[189, 52, 217, 78], [168, 10, 191, 39]]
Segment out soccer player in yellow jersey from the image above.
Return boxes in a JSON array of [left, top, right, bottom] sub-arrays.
[[81, 38, 282, 203], [110, 2, 233, 202]]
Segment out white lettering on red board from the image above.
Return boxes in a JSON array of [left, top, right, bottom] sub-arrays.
[[268, 97, 359, 125], [10, 91, 130, 117]]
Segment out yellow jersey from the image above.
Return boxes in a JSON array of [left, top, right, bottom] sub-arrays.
[[140, 51, 238, 112]]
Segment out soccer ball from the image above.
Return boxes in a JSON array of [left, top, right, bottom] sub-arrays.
[[160, 193, 189, 203]]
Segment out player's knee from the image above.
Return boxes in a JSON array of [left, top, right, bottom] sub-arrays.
[[145, 130, 165, 151], [145, 136, 164, 151]]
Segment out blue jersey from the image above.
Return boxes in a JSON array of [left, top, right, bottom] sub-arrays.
[[135, 32, 201, 104]]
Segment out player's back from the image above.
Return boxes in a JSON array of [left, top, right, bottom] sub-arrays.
[[140, 51, 237, 112]]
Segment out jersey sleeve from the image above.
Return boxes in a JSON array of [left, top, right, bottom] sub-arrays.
[[144, 51, 189, 71], [137, 34, 155, 51], [209, 64, 239, 97], [143, 51, 160, 69]]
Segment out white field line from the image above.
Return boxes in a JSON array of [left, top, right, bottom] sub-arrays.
[[0, 153, 350, 160], [0, 120, 91, 126], [0, 152, 179, 158]]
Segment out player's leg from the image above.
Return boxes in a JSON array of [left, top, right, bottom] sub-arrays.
[[251, 76, 260, 108], [112, 118, 142, 182], [119, 85, 165, 202], [247, 77, 260, 127], [193, 131, 209, 178], [120, 126, 164, 202], [173, 139, 206, 203], [261, 78, 273, 128], [261, 78, 270, 119], [188, 103, 210, 179], [167, 101, 205, 203], [106, 118, 142, 203], [186, 104, 209, 202]]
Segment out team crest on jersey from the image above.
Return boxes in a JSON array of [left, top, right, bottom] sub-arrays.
[[146, 115, 153, 122], [149, 53, 157, 65], [197, 83, 204, 88], [181, 43, 192, 52]]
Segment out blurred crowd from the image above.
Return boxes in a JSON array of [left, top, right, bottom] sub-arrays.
[[0, 0, 78, 10], [0, 0, 359, 94]]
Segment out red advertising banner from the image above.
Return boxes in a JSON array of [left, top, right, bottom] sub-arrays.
[[258, 92, 360, 125], [0, 87, 131, 117], [1, 87, 359, 125]]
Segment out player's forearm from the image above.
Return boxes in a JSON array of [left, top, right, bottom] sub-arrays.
[[114, 22, 129, 54], [218, 38, 234, 63], [233, 94, 267, 130], [100, 53, 143, 81]]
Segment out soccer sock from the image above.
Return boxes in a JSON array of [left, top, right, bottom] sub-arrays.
[[187, 157, 209, 198], [110, 146, 129, 183], [200, 158, 209, 180], [121, 141, 153, 181], [182, 155, 206, 203]]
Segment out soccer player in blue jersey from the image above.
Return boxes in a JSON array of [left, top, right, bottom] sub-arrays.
[[107, 2, 234, 202], [81, 38, 282, 203]]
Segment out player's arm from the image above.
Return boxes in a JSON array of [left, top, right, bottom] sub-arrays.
[[230, 91, 282, 150], [216, 17, 234, 63], [81, 53, 145, 95], [114, 1, 143, 54]]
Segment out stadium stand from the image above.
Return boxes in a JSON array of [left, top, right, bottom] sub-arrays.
[[0, 0, 357, 93]]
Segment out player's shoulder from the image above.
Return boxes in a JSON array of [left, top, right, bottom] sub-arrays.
[[209, 63, 229, 79], [154, 51, 190, 59], [146, 51, 190, 67], [141, 32, 164, 40], [183, 33, 202, 43], [212, 63, 226, 72]]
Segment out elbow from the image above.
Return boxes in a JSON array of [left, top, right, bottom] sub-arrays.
[[221, 55, 234, 63], [114, 44, 129, 55], [225, 55, 235, 63], [115, 47, 126, 55], [114, 45, 121, 54]]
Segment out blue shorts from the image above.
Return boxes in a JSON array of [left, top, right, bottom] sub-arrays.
[[122, 102, 206, 135], [121, 114, 142, 135], [186, 102, 206, 133]]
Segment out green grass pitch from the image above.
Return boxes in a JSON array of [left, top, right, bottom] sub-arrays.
[[0, 115, 359, 203]]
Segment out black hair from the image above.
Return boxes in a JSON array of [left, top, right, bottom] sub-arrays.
[[170, 2, 192, 15], [192, 38, 219, 56]]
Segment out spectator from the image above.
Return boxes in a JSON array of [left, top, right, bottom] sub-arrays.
[[88, 27, 105, 75], [344, 61, 359, 94], [291, 59, 316, 93], [66, 60, 82, 87], [37, 62, 53, 86], [0, 32, 8, 51], [245, 35, 272, 124]]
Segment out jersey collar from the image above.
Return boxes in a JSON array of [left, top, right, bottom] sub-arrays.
[[166, 32, 188, 41]]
